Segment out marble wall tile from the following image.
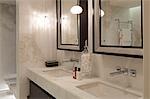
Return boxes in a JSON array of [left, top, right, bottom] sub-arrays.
[[17, 0, 57, 98], [0, 3, 16, 78]]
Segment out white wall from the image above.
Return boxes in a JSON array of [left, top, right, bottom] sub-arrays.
[[17, 0, 57, 99], [143, 0, 150, 99], [0, 3, 16, 79]]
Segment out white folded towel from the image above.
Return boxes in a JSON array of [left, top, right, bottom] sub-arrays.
[[120, 29, 132, 46]]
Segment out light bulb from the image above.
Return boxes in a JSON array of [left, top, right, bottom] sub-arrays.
[[70, 5, 83, 14], [100, 9, 105, 17]]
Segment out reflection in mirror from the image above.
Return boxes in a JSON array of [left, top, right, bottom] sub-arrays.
[[100, 0, 142, 47], [57, 0, 88, 51], [61, 0, 79, 45]]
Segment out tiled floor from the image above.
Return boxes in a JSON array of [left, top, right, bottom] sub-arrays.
[[0, 79, 16, 99], [0, 92, 16, 99], [0, 79, 9, 92]]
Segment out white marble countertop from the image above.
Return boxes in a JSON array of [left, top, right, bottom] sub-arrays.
[[26, 66, 143, 99], [26, 66, 100, 99]]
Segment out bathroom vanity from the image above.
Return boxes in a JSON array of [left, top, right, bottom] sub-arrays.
[[28, 81, 56, 99], [27, 66, 143, 99]]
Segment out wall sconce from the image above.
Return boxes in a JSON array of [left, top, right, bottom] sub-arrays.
[[100, 9, 105, 17], [70, 5, 83, 14], [70, 0, 83, 14]]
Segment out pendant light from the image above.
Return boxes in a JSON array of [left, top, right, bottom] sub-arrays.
[[70, 0, 83, 14]]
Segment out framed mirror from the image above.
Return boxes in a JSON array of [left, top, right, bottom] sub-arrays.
[[93, 0, 143, 58], [57, 0, 88, 51]]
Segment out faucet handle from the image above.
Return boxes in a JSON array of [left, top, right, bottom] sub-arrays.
[[115, 66, 128, 75], [115, 66, 121, 71], [122, 68, 129, 75], [129, 69, 136, 77], [70, 58, 79, 62]]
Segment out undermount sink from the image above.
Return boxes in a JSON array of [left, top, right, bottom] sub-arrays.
[[42, 69, 71, 77], [77, 81, 142, 99]]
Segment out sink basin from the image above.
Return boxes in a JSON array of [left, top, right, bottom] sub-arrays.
[[77, 82, 142, 99], [42, 69, 71, 77]]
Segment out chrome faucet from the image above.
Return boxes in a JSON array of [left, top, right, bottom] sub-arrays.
[[110, 66, 128, 76], [110, 66, 137, 77], [62, 58, 79, 63], [60, 58, 79, 66]]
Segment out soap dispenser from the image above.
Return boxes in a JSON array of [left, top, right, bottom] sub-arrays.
[[80, 40, 92, 79]]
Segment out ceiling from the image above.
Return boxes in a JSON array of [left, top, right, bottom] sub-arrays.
[[0, 0, 16, 5]]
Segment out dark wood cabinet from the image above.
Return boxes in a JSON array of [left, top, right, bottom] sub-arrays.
[[28, 81, 56, 99]]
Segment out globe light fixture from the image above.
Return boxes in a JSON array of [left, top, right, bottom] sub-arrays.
[[100, 9, 105, 17], [70, 5, 83, 14]]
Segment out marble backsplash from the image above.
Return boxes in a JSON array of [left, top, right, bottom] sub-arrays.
[[92, 54, 143, 92], [57, 50, 143, 93]]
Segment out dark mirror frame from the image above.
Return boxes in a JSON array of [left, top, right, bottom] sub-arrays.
[[57, 0, 88, 52], [93, 0, 143, 58]]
